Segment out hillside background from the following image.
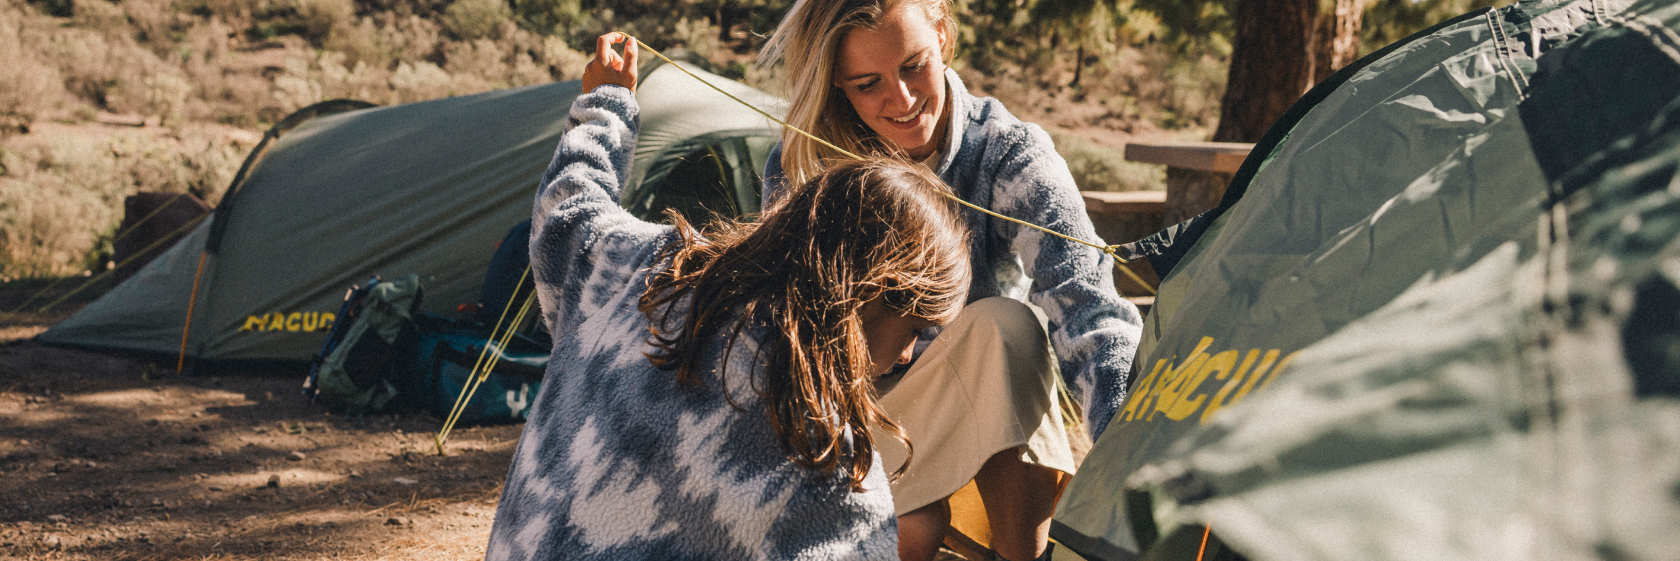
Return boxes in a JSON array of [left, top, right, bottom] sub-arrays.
[[0, 0, 1492, 279]]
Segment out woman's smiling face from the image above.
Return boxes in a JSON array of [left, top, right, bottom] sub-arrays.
[[833, 2, 949, 160]]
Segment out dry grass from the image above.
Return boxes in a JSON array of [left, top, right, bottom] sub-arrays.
[[0, 0, 592, 278], [0, 0, 1214, 278], [0, 122, 252, 278]]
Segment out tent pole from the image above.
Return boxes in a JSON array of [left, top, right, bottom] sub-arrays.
[[177, 251, 209, 373]]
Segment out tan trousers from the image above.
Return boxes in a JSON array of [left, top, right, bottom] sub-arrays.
[[873, 297, 1079, 516]]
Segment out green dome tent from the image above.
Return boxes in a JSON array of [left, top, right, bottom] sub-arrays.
[[38, 60, 783, 367], [1052, 0, 1680, 558]]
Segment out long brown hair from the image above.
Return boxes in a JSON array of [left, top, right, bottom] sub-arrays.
[[638, 158, 970, 490], [759, 0, 958, 187]]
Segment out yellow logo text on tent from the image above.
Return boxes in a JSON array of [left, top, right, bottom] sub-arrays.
[[1117, 337, 1300, 425], [239, 311, 337, 333]]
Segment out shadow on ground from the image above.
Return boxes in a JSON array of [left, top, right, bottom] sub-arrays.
[[0, 340, 526, 560]]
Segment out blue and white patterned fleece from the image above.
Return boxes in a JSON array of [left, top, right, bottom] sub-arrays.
[[765, 70, 1144, 437], [485, 85, 899, 561]]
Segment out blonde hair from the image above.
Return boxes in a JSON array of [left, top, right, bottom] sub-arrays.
[[760, 0, 957, 187]]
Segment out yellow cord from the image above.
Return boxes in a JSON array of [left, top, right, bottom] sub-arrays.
[[632, 38, 1158, 296], [27, 212, 211, 316], [1, 192, 199, 323], [435, 38, 1165, 452], [435, 265, 535, 455]]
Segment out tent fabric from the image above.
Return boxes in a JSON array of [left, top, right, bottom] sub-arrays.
[[1050, 0, 1672, 558], [40, 62, 782, 364], [1125, 11, 1680, 556]]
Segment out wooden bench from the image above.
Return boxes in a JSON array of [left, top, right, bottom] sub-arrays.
[[1080, 141, 1254, 303], [1123, 141, 1254, 174], [1123, 141, 1255, 226], [1081, 190, 1165, 300]]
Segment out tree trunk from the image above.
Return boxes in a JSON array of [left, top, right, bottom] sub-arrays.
[[1169, 0, 1363, 227], [1314, 0, 1364, 83], [1211, 0, 1364, 143]]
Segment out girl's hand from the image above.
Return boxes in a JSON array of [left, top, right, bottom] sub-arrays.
[[582, 32, 639, 93]]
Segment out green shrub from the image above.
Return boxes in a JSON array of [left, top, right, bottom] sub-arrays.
[[670, 17, 718, 59], [71, 0, 128, 32], [0, 4, 66, 134], [290, 0, 355, 44], [443, 0, 510, 40], [0, 127, 247, 277], [511, 0, 579, 35], [541, 34, 587, 80]]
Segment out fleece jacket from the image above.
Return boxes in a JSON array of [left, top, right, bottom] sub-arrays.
[[765, 69, 1144, 437], [485, 85, 899, 561]]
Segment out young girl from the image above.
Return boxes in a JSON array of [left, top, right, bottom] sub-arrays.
[[762, 1, 1145, 559], [484, 34, 972, 560]]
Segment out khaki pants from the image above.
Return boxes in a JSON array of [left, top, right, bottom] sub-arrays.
[[874, 297, 1079, 516]]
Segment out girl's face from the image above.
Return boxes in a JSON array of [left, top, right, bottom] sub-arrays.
[[858, 299, 934, 378], [833, 3, 949, 160]]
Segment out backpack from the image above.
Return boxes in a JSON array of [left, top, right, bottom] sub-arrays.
[[304, 275, 423, 414], [409, 317, 548, 423], [304, 275, 548, 423]]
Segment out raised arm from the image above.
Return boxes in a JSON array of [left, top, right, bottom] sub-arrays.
[[529, 35, 674, 331], [989, 124, 1144, 438]]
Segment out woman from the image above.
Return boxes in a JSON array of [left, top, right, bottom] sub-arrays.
[[761, 2, 1145, 560], [485, 34, 974, 560]]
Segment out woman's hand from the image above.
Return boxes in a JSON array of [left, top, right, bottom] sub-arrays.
[[582, 32, 639, 93]]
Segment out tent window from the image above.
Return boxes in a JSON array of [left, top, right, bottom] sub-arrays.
[[632, 137, 770, 227], [643, 146, 739, 225]]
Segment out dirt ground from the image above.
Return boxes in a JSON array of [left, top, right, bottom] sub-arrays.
[[0, 288, 526, 560], [0, 287, 977, 561]]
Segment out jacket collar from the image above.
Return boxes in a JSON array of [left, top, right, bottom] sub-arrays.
[[932, 67, 970, 177]]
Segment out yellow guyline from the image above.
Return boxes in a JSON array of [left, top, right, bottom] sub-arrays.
[[0, 193, 200, 324], [434, 38, 1163, 454], [435, 265, 538, 455], [631, 38, 1158, 296]]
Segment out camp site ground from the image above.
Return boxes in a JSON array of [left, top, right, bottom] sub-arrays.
[[0, 333, 528, 560], [11, 0, 1680, 557]]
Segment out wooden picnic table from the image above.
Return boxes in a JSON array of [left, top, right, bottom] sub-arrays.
[[1123, 141, 1254, 174], [1080, 190, 1165, 300], [1123, 141, 1256, 226], [1071, 141, 1255, 303]]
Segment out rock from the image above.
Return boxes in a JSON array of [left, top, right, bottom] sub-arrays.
[[392, 477, 417, 485], [266, 474, 281, 488], [348, 470, 362, 479], [286, 451, 306, 461], [385, 517, 408, 526], [41, 534, 60, 549], [17, 440, 27, 446], [45, 515, 66, 522]]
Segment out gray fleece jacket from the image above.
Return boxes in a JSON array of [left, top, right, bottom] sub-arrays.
[[485, 85, 899, 561], [765, 70, 1144, 436]]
